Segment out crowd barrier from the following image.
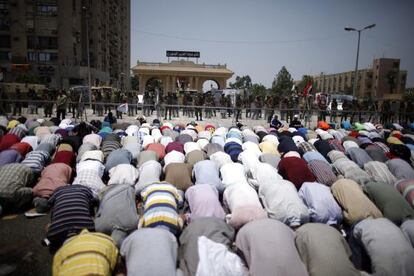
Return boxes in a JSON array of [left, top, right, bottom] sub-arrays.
[[0, 99, 411, 126]]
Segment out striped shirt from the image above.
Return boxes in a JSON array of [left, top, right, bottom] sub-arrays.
[[364, 161, 397, 186], [8, 126, 27, 139], [40, 134, 61, 147], [297, 141, 317, 155], [21, 150, 50, 173], [0, 164, 34, 208], [101, 140, 121, 159], [138, 182, 183, 235], [53, 229, 118, 276], [308, 160, 337, 187], [395, 179, 414, 208], [47, 185, 95, 244]]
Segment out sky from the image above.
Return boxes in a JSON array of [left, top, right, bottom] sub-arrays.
[[131, 0, 414, 88]]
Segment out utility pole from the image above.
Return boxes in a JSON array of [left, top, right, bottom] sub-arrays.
[[344, 24, 376, 98], [83, 6, 92, 109]]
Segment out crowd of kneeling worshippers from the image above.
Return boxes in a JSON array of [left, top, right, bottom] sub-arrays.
[[1, 114, 414, 276]]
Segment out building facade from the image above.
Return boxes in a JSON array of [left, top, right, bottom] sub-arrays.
[[312, 58, 407, 101], [0, 0, 130, 90], [132, 60, 234, 95]]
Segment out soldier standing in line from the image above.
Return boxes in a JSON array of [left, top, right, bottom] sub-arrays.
[[265, 95, 274, 123], [13, 88, 22, 116], [195, 93, 204, 121]]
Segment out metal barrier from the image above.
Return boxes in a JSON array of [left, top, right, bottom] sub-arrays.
[[0, 98, 412, 126]]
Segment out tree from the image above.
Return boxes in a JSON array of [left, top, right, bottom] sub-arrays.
[[297, 75, 314, 95], [229, 75, 252, 90], [271, 66, 293, 97], [130, 75, 139, 90], [146, 78, 163, 92], [251, 83, 267, 98]]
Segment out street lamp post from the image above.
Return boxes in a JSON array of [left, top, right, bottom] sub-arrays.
[[344, 24, 376, 98], [82, 6, 92, 109]]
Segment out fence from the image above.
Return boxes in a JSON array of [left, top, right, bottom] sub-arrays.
[[0, 98, 411, 127]]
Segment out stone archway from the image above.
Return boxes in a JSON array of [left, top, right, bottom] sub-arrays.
[[132, 60, 233, 95], [202, 79, 220, 93]]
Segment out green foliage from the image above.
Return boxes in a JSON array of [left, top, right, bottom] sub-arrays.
[[229, 75, 252, 90], [146, 78, 163, 92], [271, 66, 293, 97], [251, 83, 267, 98], [130, 75, 139, 90]]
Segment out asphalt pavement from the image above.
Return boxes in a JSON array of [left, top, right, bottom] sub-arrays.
[[0, 214, 52, 276]]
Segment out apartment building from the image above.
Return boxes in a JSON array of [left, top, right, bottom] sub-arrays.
[[0, 0, 130, 90], [312, 58, 407, 101]]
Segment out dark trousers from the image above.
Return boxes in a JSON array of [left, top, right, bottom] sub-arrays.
[[57, 108, 66, 120], [195, 108, 203, 121]]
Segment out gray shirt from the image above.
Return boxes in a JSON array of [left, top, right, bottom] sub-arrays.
[[121, 228, 178, 276], [295, 223, 360, 276], [353, 218, 414, 276], [178, 218, 235, 276], [235, 219, 308, 276]]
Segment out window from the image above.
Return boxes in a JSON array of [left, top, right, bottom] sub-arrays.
[[0, 35, 10, 48], [38, 36, 58, 49], [36, 3, 57, 16], [38, 52, 58, 62], [393, 62, 399, 68], [0, 51, 10, 61], [26, 19, 34, 32], [0, 18, 10, 31], [27, 52, 37, 61], [27, 36, 36, 48], [0, 0, 9, 16]]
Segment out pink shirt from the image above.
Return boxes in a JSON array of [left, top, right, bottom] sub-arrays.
[[33, 163, 72, 198], [185, 184, 225, 221]]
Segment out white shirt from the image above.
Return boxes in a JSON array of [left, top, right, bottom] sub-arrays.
[[213, 127, 228, 138], [238, 150, 261, 177], [211, 136, 225, 148], [292, 135, 305, 147], [142, 135, 155, 149], [108, 164, 139, 185], [126, 125, 140, 136], [220, 163, 248, 188], [76, 159, 105, 177], [151, 129, 162, 143], [21, 136, 39, 151], [184, 142, 201, 155], [225, 137, 243, 146], [252, 163, 283, 187], [122, 135, 139, 146], [224, 183, 262, 211], [163, 150, 185, 171], [259, 179, 309, 227], [209, 151, 232, 168], [159, 136, 173, 148], [242, 141, 262, 157], [197, 131, 212, 141], [80, 150, 104, 163], [197, 139, 209, 151], [82, 133, 102, 148]]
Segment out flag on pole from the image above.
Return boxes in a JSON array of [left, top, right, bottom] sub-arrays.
[[117, 103, 128, 113], [303, 82, 313, 97], [291, 84, 296, 91]]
